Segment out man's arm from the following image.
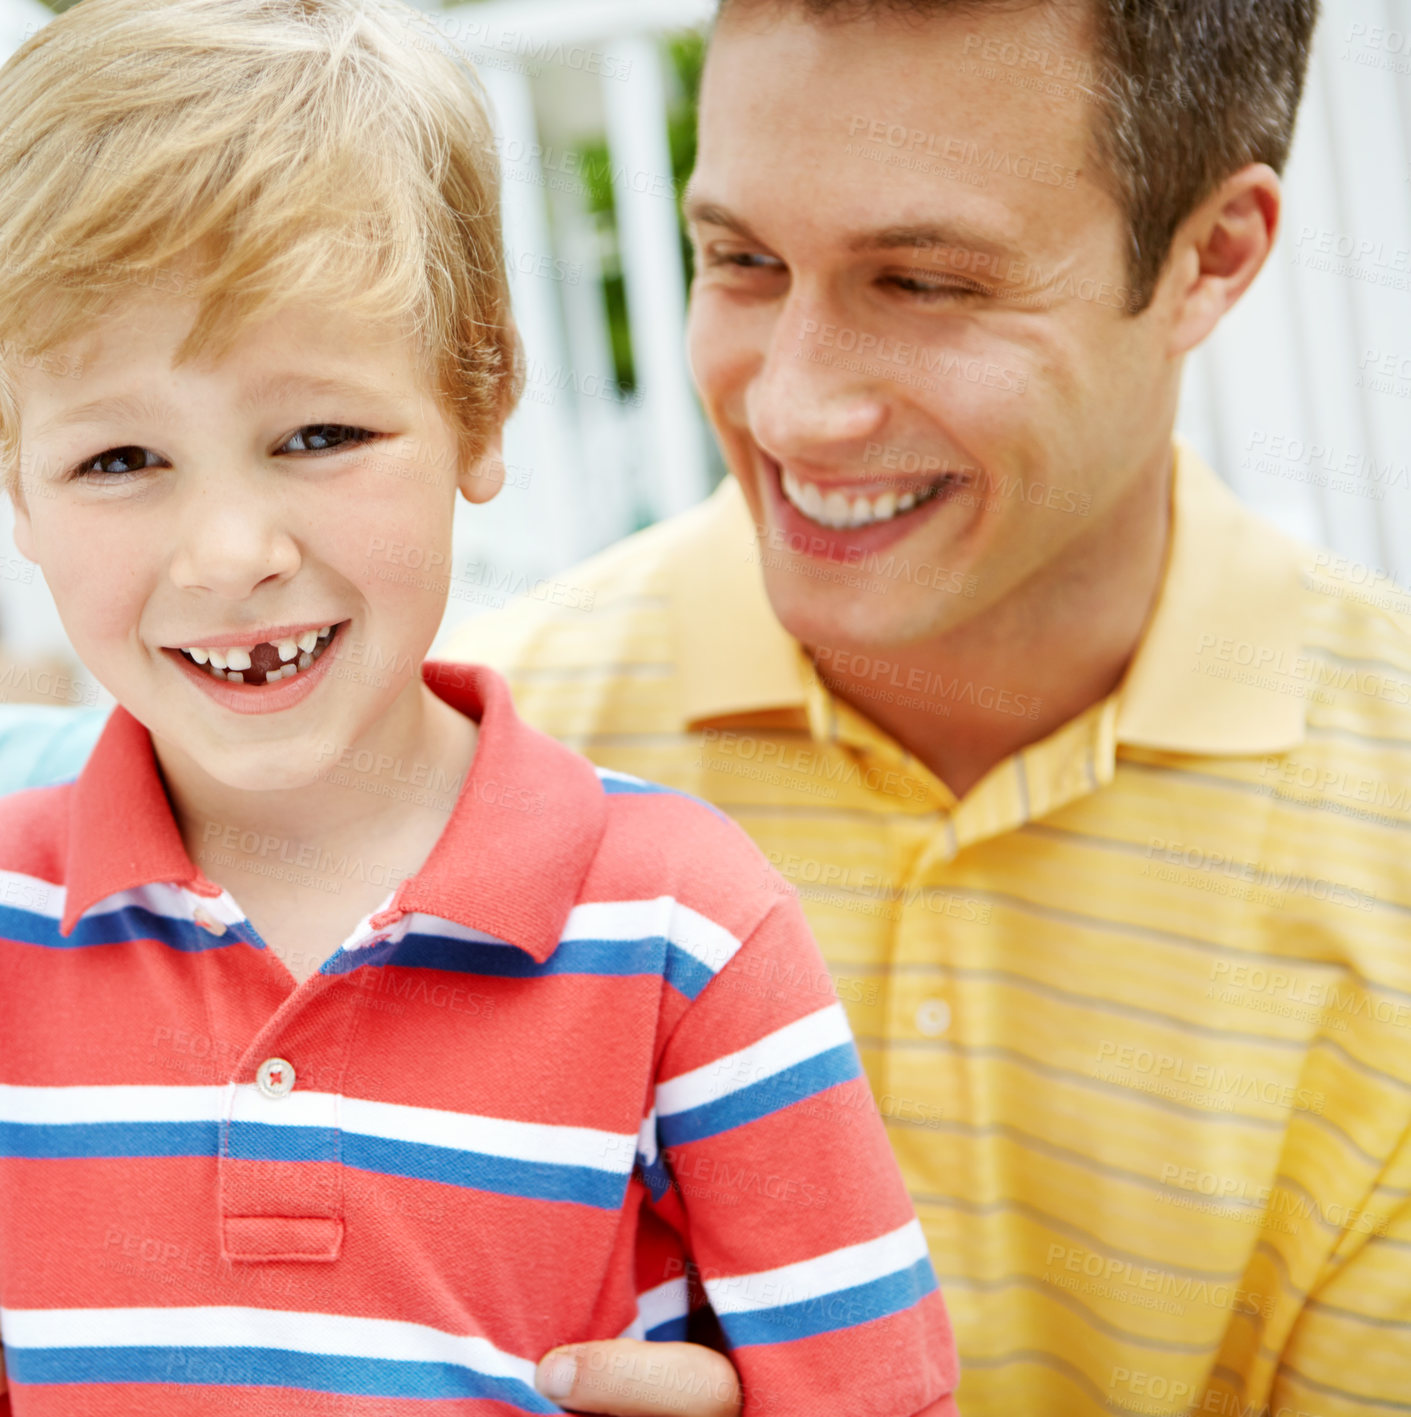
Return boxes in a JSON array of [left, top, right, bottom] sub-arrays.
[[528, 878, 957, 1417], [577, 889, 954, 1416], [1266, 1192, 1411, 1416], [533, 1342, 961, 1415], [536, 1341, 741, 1416]]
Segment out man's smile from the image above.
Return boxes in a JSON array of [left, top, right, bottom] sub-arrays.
[[778, 463, 973, 530]]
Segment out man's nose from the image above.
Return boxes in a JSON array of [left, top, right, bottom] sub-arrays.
[[746, 301, 890, 463]]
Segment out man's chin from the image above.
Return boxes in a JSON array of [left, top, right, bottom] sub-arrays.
[[762, 571, 961, 659]]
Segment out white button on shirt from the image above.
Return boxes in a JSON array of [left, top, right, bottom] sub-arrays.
[[915, 999, 951, 1037], [256, 1057, 296, 1099]]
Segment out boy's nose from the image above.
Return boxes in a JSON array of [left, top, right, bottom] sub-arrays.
[[167, 494, 301, 598]]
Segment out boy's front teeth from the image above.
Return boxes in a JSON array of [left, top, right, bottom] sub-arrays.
[[180, 625, 335, 685]]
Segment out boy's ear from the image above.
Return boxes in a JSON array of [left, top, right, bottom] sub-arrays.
[[458, 431, 506, 506], [9, 483, 35, 563]]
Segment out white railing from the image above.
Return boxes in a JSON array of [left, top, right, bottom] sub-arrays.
[[412, 0, 718, 647]]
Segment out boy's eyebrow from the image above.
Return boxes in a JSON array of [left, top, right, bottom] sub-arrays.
[[34, 373, 402, 435], [682, 198, 1019, 265], [234, 372, 407, 419]]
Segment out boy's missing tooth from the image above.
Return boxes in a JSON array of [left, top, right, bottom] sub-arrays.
[[0, 0, 958, 1414]]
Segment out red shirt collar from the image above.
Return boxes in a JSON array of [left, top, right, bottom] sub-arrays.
[[61, 661, 606, 963]]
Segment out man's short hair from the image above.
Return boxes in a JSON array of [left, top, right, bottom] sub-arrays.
[[715, 0, 1320, 313], [0, 0, 523, 494]]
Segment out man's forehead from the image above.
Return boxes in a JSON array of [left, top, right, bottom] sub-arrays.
[[692, 2, 1100, 258], [699, 0, 1097, 149]]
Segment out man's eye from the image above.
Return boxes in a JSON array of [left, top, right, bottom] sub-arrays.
[[71, 445, 163, 478], [706, 251, 784, 272], [885, 275, 985, 300], [281, 424, 377, 453]]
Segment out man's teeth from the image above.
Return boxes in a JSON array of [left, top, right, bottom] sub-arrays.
[[781, 468, 937, 528], [178, 625, 336, 685]]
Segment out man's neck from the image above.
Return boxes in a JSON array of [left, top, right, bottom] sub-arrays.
[[812, 451, 1175, 799]]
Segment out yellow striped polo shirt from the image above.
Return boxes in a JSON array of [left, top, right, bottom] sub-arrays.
[[444, 439, 1411, 1417]]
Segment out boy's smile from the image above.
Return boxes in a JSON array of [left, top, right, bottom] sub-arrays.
[[165, 619, 345, 710], [8, 287, 501, 798]]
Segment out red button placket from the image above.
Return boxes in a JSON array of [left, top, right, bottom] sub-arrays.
[[215, 972, 365, 1264]]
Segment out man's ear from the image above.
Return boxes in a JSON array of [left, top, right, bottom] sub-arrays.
[[457, 431, 506, 506], [1160, 162, 1282, 359]]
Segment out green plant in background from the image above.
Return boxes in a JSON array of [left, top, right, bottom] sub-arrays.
[[579, 30, 705, 396]]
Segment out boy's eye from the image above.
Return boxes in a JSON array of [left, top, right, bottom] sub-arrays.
[[280, 424, 377, 454], [68, 424, 378, 478], [72, 445, 163, 478]]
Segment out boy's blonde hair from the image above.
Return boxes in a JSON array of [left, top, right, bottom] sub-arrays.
[[0, 0, 522, 495]]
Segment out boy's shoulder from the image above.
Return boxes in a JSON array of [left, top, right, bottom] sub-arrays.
[[0, 779, 72, 887], [585, 761, 788, 946]]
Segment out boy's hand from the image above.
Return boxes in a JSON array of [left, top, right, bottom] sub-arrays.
[[535, 1339, 741, 1416]]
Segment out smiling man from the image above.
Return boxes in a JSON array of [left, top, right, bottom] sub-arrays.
[[452, 2, 1411, 1415], [6, 0, 1411, 1415]]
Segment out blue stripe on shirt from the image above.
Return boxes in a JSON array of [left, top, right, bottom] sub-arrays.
[[0, 1120, 219, 1160], [657, 1044, 862, 1148], [0, 902, 247, 952], [5, 1345, 559, 1407], [716, 1257, 939, 1349], [324, 930, 721, 1002]]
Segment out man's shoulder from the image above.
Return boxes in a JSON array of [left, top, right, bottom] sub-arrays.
[[452, 496, 718, 662], [444, 492, 736, 735], [1296, 549, 1411, 728], [1244, 545, 1411, 833]]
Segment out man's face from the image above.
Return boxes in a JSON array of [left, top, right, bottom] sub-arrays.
[[10, 291, 498, 793], [686, 1, 1183, 651]]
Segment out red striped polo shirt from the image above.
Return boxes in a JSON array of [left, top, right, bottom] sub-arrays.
[[0, 661, 957, 1416]]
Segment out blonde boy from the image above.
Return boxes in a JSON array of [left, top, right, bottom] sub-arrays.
[[0, 0, 957, 1413]]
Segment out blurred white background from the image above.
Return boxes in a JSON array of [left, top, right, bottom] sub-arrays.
[[0, 0, 1406, 701]]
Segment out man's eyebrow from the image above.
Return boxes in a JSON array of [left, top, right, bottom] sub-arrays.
[[682, 198, 763, 244], [34, 372, 402, 436], [849, 224, 1018, 262], [682, 201, 1018, 265]]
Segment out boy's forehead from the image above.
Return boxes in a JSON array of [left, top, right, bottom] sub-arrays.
[[6, 292, 449, 454], [22, 290, 427, 385]]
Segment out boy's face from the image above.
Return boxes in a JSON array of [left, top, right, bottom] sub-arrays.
[[9, 290, 499, 792], [686, 1, 1184, 653]]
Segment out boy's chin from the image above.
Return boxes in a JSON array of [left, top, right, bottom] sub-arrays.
[[157, 731, 340, 795]]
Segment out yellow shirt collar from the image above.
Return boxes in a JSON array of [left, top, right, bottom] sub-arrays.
[[672, 439, 1307, 757]]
